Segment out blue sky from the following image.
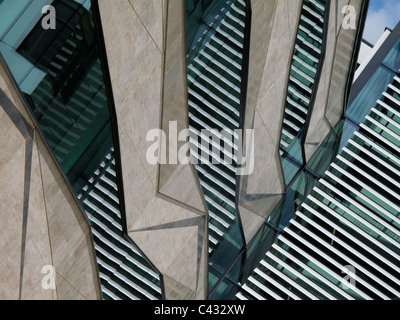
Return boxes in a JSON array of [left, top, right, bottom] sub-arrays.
[[362, 0, 400, 44]]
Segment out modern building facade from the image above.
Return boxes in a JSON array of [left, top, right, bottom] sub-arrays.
[[1, 0, 400, 300]]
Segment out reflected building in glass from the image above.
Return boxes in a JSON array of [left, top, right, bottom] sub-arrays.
[[1, 0, 400, 300]]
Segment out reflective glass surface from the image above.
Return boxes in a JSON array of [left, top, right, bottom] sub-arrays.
[[1, 0, 108, 193], [0, 0, 163, 300], [383, 37, 400, 71], [209, 276, 241, 300], [236, 84, 400, 299], [307, 119, 359, 177], [228, 224, 279, 283], [210, 1, 400, 301]]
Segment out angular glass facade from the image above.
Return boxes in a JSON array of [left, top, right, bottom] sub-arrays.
[[185, 0, 250, 292], [209, 1, 400, 300], [235, 76, 400, 299], [214, 69, 400, 301], [1, 0, 392, 301], [0, 0, 162, 300], [347, 21, 400, 124]]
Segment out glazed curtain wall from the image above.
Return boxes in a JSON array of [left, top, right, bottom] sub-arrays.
[[236, 75, 400, 300]]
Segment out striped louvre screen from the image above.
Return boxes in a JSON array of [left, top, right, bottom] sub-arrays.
[[237, 75, 400, 300], [187, 0, 248, 254], [78, 148, 163, 300]]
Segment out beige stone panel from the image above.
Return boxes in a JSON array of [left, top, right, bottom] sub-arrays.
[[158, 0, 207, 213], [128, 0, 164, 52], [129, 195, 200, 232], [129, 196, 206, 298], [99, 0, 206, 216], [256, 0, 300, 144], [55, 274, 87, 300], [239, 0, 300, 210], [21, 132, 55, 300], [0, 197, 22, 299], [0, 142, 25, 299], [239, 194, 282, 228], [98, 1, 160, 107], [163, 275, 196, 300], [237, 0, 302, 240], [305, 0, 362, 161], [287, 0, 303, 43], [325, 0, 361, 128], [158, 163, 206, 214], [238, 205, 267, 243], [246, 110, 283, 195], [37, 136, 100, 300], [317, 0, 340, 106], [256, 76, 288, 147], [0, 106, 26, 164], [0, 194, 22, 300], [0, 63, 34, 129], [118, 125, 155, 232], [1, 63, 99, 300], [130, 225, 199, 294], [165, 225, 199, 292], [304, 0, 337, 161], [244, 0, 277, 132], [117, 57, 163, 187], [98, 0, 206, 216], [304, 60, 331, 161], [238, 111, 283, 234], [336, 0, 351, 35], [99, 0, 163, 187]]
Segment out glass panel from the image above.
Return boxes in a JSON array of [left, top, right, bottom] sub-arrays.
[[208, 266, 223, 295], [186, 0, 240, 66], [225, 224, 279, 285], [281, 154, 301, 186], [267, 170, 318, 230], [346, 65, 395, 124], [383, 38, 400, 71], [307, 119, 358, 177], [209, 275, 241, 300], [2, 0, 108, 194], [208, 214, 245, 275]]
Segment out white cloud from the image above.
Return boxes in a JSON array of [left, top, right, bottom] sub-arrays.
[[363, 0, 400, 44]]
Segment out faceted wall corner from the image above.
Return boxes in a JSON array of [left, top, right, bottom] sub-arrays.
[[0, 60, 101, 300]]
